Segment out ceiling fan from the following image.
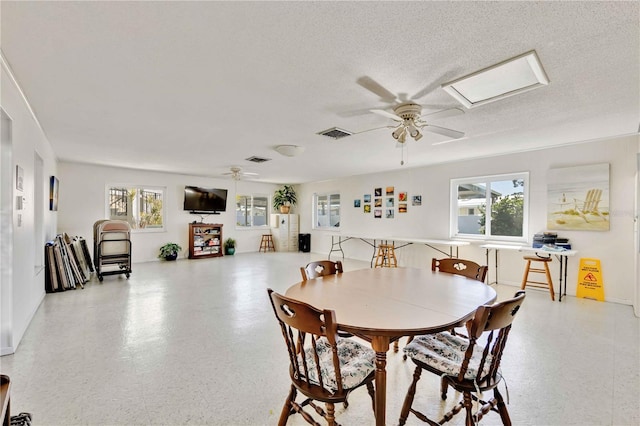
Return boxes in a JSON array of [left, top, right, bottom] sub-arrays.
[[222, 167, 258, 181], [352, 76, 466, 144]]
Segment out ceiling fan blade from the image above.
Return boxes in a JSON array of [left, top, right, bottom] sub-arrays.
[[422, 107, 464, 120], [353, 125, 396, 135], [243, 172, 259, 176], [371, 109, 402, 121], [424, 124, 465, 139], [356, 76, 397, 103]]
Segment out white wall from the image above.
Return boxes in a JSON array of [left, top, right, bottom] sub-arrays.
[[1, 61, 58, 354], [300, 135, 639, 306], [57, 162, 280, 262], [636, 148, 640, 316]]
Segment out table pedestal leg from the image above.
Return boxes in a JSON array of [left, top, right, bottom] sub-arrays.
[[372, 336, 390, 426]]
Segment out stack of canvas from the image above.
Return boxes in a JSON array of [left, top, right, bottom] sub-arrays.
[[44, 234, 92, 293]]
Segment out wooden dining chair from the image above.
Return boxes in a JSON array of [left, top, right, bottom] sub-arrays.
[[300, 260, 343, 281], [267, 289, 376, 426], [300, 260, 352, 339], [432, 257, 488, 282], [396, 257, 489, 354], [399, 291, 526, 426]]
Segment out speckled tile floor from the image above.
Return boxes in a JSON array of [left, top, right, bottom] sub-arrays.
[[1, 252, 638, 425]]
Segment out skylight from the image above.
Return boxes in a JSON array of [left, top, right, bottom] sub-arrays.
[[441, 50, 550, 109]]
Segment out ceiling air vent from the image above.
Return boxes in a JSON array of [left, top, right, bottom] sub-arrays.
[[245, 156, 271, 163], [317, 127, 353, 139]]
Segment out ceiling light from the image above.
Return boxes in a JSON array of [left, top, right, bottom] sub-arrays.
[[407, 121, 420, 138], [274, 145, 305, 157], [441, 50, 549, 109], [392, 126, 406, 141]]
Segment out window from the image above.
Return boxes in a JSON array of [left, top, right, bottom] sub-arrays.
[[314, 192, 340, 229], [107, 186, 165, 231], [236, 194, 269, 227], [451, 172, 528, 241]]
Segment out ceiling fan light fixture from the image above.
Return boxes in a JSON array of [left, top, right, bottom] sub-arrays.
[[413, 131, 423, 141], [407, 121, 420, 138], [392, 127, 406, 140], [274, 144, 305, 157]]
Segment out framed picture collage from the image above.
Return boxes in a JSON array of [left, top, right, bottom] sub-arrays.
[[354, 186, 422, 219]]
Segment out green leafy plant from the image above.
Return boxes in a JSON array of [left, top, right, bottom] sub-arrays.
[[224, 237, 236, 255], [158, 242, 182, 259], [223, 238, 236, 250], [273, 184, 297, 211]]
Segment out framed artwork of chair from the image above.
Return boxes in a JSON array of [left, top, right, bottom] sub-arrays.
[[547, 163, 609, 231]]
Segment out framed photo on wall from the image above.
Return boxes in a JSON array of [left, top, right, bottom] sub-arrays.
[[16, 165, 24, 191], [50, 176, 59, 211], [547, 163, 609, 231]]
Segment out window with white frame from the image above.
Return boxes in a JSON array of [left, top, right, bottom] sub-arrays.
[[236, 194, 269, 227], [107, 185, 165, 231], [450, 172, 528, 241], [314, 192, 340, 229]]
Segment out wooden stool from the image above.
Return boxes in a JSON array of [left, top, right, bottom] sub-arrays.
[[259, 234, 275, 252], [374, 244, 397, 268], [521, 255, 555, 300]]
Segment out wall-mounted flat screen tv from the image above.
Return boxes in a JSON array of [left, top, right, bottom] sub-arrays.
[[184, 186, 228, 213]]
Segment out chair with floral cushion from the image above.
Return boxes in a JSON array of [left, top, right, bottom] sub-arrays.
[[399, 291, 526, 426], [267, 288, 376, 426], [396, 258, 488, 354], [300, 260, 344, 281]]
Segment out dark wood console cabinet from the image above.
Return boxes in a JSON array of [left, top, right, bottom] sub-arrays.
[[188, 223, 223, 259]]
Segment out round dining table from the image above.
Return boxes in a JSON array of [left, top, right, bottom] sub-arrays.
[[285, 266, 497, 426]]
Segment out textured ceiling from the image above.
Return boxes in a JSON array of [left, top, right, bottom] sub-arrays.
[[1, 1, 638, 183]]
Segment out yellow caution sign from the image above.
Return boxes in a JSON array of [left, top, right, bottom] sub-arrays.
[[577, 258, 604, 301]]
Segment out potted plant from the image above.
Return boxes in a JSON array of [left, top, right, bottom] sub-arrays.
[[158, 242, 182, 261], [273, 184, 297, 214], [224, 237, 236, 255]]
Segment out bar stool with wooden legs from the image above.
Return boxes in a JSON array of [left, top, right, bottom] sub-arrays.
[[374, 243, 397, 268], [259, 234, 275, 252], [521, 255, 555, 300]]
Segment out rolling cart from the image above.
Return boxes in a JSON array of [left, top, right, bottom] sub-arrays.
[[93, 220, 132, 282]]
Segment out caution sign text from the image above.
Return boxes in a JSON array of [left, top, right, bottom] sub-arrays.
[[577, 258, 604, 301]]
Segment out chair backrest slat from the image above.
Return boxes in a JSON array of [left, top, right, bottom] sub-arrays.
[[461, 291, 526, 384], [301, 260, 344, 281], [432, 258, 488, 282]]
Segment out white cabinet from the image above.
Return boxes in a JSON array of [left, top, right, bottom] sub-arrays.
[[271, 214, 299, 252]]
